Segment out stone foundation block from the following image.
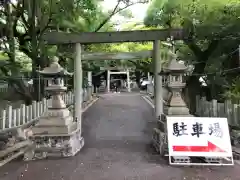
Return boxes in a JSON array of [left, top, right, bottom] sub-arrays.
[[24, 129, 84, 161]]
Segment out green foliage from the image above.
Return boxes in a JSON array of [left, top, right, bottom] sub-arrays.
[[47, 46, 58, 58], [144, 0, 240, 101], [0, 0, 163, 101], [0, 52, 8, 61], [223, 77, 240, 101], [0, 0, 136, 101], [15, 52, 32, 72]]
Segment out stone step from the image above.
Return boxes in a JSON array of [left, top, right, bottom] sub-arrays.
[[0, 141, 30, 167], [0, 140, 30, 158]]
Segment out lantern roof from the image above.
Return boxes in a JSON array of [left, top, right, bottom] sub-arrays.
[[165, 51, 187, 71], [38, 56, 73, 77]]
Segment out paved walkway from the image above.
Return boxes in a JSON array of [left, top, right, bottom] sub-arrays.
[[0, 93, 239, 180]]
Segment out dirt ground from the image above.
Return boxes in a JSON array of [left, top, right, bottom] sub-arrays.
[[0, 93, 239, 180]]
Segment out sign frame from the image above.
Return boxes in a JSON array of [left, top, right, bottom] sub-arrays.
[[167, 116, 234, 166]]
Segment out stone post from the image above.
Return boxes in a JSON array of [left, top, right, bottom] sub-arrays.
[[87, 71, 92, 86], [126, 69, 131, 92], [107, 70, 110, 92], [147, 72, 151, 81], [147, 73, 152, 94], [87, 71, 92, 100]]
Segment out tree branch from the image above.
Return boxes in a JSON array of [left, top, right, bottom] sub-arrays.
[[94, 1, 141, 32], [0, 8, 7, 15], [203, 40, 219, 57], [94, 0, 120, 32], [13, 2, 23, 34], [21, 13, 30, 29], [19, 45, 32, 59], [38, 16, 52, 40], [37, 0, 53, 39], [184, 39, 203, 59], [0, 65, 10, 77]]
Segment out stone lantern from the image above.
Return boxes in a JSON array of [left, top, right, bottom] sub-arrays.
[[163, 51, 190, 116], [24, 56, 84, 160]]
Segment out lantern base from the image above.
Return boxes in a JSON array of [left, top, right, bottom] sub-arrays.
[[31, 122, 77, 135], [165, 106, 191, 116], [162, 102, 191, 116], [24, 128, 84, 160]]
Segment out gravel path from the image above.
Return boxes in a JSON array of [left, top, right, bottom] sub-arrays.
[[0, 92, 239, 180]]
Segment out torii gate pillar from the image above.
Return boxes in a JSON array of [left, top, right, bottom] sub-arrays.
[[74, 43, 83, 132], [153, 40, 163, 120], [107, 70, 110, 92], [87, 71, 93, 99], [126, 69, 131, 92]]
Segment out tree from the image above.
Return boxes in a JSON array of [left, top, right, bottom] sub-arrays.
[[144, 0, 240, 112], [0, 0, 148, 103]]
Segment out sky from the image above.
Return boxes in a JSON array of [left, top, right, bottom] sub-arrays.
[[101, 0, 149, 24]]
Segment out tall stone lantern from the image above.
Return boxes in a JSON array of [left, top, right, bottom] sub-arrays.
[[24, 56, 84, 160], [153, 51, 192, 157], [163, 51, 190, 116]]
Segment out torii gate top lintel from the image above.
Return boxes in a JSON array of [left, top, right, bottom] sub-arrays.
[[42, 29, 183, 45]]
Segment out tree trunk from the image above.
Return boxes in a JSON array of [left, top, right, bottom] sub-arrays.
[[183, 39, 219, 114], [184, 60, 206, 114], [4, 3, 33, 104], [28, 0, 41, 101], [184, 76, 201, 114]]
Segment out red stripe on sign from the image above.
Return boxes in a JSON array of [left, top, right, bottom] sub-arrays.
[[172, 141, 225, 152]]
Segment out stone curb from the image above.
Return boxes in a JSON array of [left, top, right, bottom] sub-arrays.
[[82, 97, 99, 113], [141, 95, 154, 109]]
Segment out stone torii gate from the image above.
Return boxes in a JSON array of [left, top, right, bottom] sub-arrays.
[[107, 68, 130, 93], [41, 29, 183, 157], [82, 50, 152, 93]]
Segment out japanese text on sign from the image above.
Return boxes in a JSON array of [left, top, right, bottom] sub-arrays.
[[172, 122, 223, 138]]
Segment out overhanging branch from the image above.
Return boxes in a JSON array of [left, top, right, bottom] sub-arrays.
[[94, 0, 120, 32], [184, 39, 203, 58], [94, 0, 144, 32], [203, 40, 219, 57]]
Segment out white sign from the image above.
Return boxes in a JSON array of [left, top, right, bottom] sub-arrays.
[[167, 117, 233, 157]]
